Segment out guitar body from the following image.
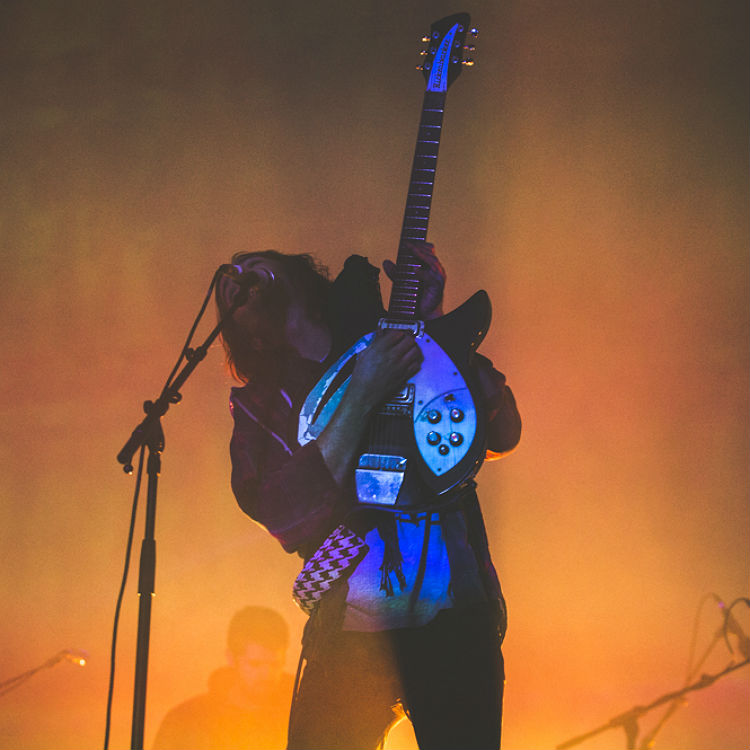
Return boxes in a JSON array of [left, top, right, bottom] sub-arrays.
[[299, 290, 491, 508], [299, 14, 485, 510]]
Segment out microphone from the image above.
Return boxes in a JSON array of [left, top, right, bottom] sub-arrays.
[[712, 594, 750, 661], [219, 264, 275, 293], [61, 648, 89, 667]]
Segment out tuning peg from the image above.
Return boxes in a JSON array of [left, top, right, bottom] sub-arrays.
[[462, 58, 475, 67], [463, 44, 476, 52], [421, 34, 431, 43], [419, 49, 428, 56], [470, 27, 479, 37]]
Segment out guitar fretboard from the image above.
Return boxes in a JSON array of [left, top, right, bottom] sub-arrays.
[[387, 90, 447, 321]]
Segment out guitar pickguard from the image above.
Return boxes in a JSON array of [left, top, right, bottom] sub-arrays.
[[411, 335, 478, 475]]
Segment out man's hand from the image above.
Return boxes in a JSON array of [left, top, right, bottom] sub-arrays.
[[348, 331, 423, 412], [383, 241, 446, 320], [317, 330, 422, 486]]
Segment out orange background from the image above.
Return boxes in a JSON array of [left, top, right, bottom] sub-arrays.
[[0, 2, 747, 749]]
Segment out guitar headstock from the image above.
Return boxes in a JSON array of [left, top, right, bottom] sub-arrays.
[[418, 13, 477, 93]]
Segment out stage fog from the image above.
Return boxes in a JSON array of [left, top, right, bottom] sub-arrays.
[[0, 2, 747, 749]]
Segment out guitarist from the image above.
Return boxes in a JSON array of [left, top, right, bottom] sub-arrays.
[[216, 241, 521, 750]]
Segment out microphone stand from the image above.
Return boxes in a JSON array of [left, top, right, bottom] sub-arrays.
[[0, 650, 86, 698], [116, 281, 249, 750], [555, 656, 749, 750], [636, 624, 723, 749]]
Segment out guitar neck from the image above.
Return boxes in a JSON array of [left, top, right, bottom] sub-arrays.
[[387, 90, 447, 321]]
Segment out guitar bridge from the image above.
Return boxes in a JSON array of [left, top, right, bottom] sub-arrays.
[[355, 454, 407, 506]]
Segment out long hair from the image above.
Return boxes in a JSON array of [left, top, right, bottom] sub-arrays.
[[215, 250, 331, 385]]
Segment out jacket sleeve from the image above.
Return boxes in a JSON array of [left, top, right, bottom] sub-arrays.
[[229, 393, 346, 555], [474, 353, 522, 459]]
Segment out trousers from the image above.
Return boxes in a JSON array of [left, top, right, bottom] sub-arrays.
[[287, 604, 505, 750]]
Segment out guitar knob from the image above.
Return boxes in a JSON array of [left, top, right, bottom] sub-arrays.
[[449, 432, 463, 446], [438, 444, 450, 456], [450, 408, 464, 422], [427, 431, 441, 445], [426, 409, 442, 424]]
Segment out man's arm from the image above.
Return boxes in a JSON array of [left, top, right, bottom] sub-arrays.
[[229, 331, 422, 554], [316, 330, 422, 485], [475, 354, 522, 458]]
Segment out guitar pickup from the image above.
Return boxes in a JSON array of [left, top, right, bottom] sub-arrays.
[[389, 383, 414, 405], [378, 318, 425, 337], [377, 383, 415, 417], [357, 454, 408, 472]]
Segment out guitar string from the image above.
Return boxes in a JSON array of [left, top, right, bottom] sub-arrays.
[[367, 94, 446, 481]]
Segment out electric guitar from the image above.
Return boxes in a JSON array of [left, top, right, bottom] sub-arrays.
[[298, 13, 489, 509]]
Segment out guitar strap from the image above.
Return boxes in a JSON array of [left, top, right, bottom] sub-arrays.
[[291, 524, 369, 615]]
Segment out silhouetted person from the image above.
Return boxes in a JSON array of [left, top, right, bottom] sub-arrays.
[[152, 606, 293, 750]]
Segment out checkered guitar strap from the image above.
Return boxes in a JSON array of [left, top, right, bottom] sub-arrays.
[[292, 525, 369, 615]]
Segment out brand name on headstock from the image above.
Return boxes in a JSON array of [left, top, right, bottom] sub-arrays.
[[427, 24, 460, 93]]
